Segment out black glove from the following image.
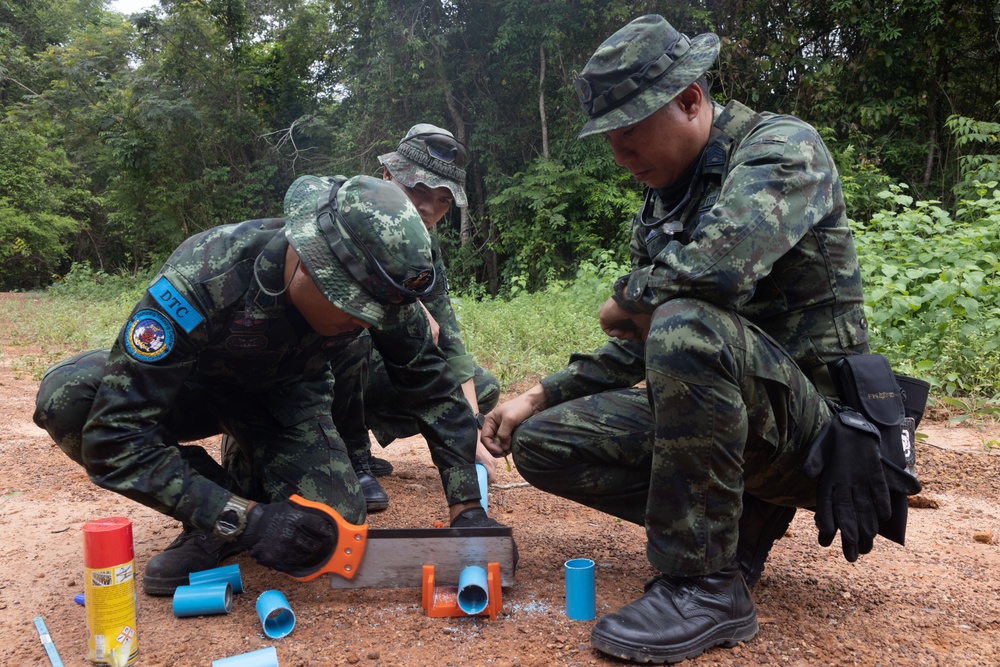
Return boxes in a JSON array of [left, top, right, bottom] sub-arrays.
[[804, 409, 892, 562], [237, 499, 337, 576]]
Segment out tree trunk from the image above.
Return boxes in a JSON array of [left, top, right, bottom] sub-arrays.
[[539, 42, 549, 160]]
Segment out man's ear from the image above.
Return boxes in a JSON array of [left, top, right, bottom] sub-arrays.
[[674, 83, 704, 119], [382, 166, 392, 182]]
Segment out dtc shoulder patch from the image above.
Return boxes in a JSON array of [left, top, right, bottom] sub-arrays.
[[124, 309, 175, 363], [149, 276, 205, 333]]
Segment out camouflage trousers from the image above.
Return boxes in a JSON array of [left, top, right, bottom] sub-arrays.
[[33, 349, 367, 527], [330, 333, 500, 462], [512, 298, 832, 576]]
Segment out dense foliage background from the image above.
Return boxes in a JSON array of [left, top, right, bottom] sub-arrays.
[[2, 0, 999, 401]]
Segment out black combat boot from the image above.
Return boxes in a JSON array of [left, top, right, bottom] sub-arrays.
[[735, 494, 797, 587], [352, 455, 389, 512], [590, 564, 758, 664], [143, 526, 243, 596], [367, 453, 394, 477]]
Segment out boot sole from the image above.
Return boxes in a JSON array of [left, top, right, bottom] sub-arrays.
[[142, 573, 189, 597], [366, 498, 390, 512], [591, 614, 759, 664]]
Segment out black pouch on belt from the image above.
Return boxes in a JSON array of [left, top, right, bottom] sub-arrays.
[[828, 354, 930, 545]]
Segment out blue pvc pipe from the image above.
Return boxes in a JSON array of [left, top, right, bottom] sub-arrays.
[[211, 646, 279, 667], [172, 582, 233, 617], [190, 563, 244, 594], [256, 590, 295, 639], [476, 463, 489, 513], [456, 565, 489, 615], [564, 558, 596, 620]]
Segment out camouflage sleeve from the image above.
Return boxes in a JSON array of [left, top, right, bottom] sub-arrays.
[[622, 116, 839, 312], [79, 269, 230, 532], [422, 234, 475, 383], [371, 304, 480, 507], [539, 337, 647, 406]]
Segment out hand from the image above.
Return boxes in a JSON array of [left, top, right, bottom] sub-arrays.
[[419, 301, 440, 345], [599, 297, 651, 341], [236, 499, 337, 575], [807, 410, 892, 562], [475, 440, 498, 483], [480, 385, 548, 458]]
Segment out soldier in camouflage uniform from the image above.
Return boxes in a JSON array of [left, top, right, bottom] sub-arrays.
[[482, 15, 873, 664], [337, 124, 501, 512], [34, 175, 510, 596]]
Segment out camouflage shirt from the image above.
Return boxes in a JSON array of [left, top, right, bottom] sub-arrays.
[[542, 101, 870, 404], [422, 232, 475, 383], [82, 218, 479, 528]]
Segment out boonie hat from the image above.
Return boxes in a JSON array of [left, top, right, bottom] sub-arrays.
[[575, 14, 720, 138], [284, 174, 435, 328], [378, 123, 469, 207]]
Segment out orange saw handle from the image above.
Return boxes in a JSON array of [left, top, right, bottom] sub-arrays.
[[287, 494, 368, 581]]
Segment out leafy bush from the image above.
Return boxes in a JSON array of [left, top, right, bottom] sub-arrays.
[[853, 183, 1000, 398]]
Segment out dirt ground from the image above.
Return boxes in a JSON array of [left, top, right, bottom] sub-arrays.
[[2, 295, 1000, 667]]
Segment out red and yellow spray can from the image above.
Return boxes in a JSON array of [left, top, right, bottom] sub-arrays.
[[83, 517, 139, 666]]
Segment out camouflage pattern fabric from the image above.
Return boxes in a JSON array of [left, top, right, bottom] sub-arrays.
[[284, 174, 435, 328], [576, 15, 720, 138], [378, 123, 469, 207], [514, 100, 869, 576], [34, 214, 482, 534], [333, 230, 499, 456]]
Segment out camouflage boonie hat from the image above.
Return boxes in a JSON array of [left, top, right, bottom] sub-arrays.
[[378, 123, 469, 207], [284, 174, 435, 328], [575, 14, 720, 138]]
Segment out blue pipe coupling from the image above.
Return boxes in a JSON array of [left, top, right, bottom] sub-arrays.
[[456, 565, 489, 615], [190, 563, 243, 593], [212, 646, 279, 667], [256, 590, 296, 639], [173, 582, 233, 617]]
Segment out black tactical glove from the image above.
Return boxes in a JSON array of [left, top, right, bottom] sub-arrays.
[[236, 499, 337, 576], [804, 409, 892, 562]]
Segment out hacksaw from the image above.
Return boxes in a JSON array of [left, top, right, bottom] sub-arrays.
[[284, 494, 517, 589]]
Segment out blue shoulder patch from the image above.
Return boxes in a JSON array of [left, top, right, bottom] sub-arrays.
[[149, 276, 204, 333], [124, 309, 175, 363]]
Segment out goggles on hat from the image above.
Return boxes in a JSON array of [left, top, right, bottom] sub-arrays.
[[395, 132, 468, 182], [576, 33, 692, 118], [316, 189, 436, 305]]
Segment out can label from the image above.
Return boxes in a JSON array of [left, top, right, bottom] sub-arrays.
[[85, 559, 138, 666]]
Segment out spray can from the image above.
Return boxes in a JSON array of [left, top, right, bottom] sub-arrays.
[[83, 517, 139, 666]]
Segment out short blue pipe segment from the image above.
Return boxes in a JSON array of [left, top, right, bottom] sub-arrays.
[[173, 582, 233, 617], [256, 589, 295, 639], [476, 463, 489, 513], [211, 646, 279, 667], [456, 565, 489, 615], [190, 563, 244, 593], [564, 558, 596, 620]]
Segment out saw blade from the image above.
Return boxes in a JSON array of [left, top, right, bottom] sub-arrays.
[[329, 526, 516, 589]]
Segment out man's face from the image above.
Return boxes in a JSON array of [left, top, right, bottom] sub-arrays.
[[603, 88, 707, 189], [284, 246, 371, 336], [383, 170, 454, 230]]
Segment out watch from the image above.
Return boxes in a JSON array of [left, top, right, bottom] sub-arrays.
[[475, 412, 486, 430], [213, 495, 251, 540], [612, 273, 643, 315]]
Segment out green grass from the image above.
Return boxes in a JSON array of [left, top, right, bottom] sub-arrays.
[[0, 265, 148, 378], [454, 263, 614, 389]]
